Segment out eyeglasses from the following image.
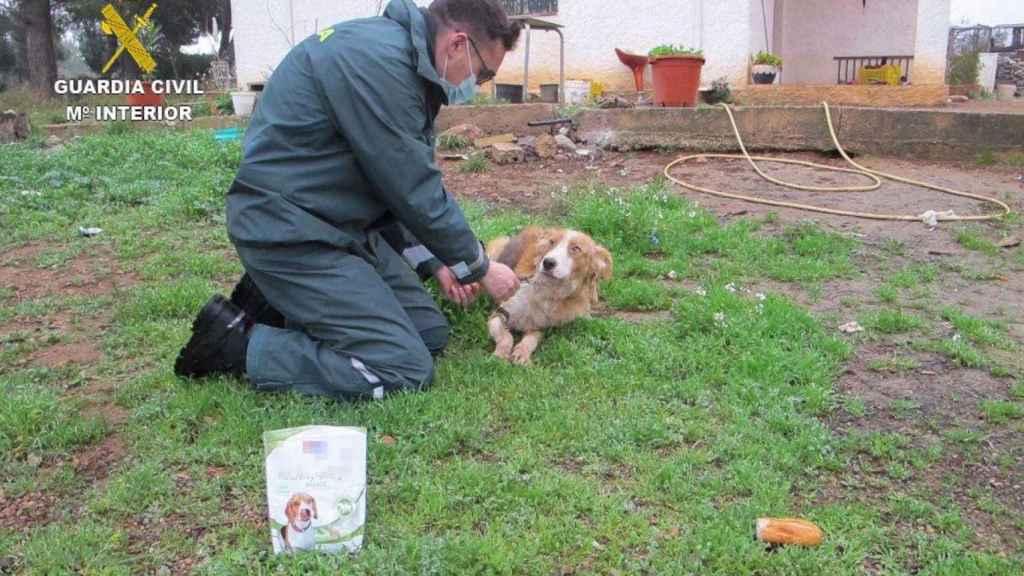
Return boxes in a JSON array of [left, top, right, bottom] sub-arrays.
[[466, 35, 496, 85]]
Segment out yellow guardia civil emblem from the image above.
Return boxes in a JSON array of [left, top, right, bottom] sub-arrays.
[[100, 3, 159, 75]]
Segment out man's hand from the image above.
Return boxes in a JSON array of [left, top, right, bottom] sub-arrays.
[[482, 262, 520, 302], [435, 266, 482, 308]]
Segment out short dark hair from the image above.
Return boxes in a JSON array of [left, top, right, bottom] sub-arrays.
[[429, 0, 522, 51]]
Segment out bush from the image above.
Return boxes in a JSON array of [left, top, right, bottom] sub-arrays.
[[704, 77, 733, 105], [215, 93, 234, 115], [948, 51, 980, 86]]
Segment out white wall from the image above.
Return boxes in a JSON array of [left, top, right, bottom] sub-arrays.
[[978, 53, 999, 90], [232, 0, 757, 92], [911, 0, 950, 84], [232, 0, 388, 88], [495, 1, 754, 92], [779, 0, 919, 85], [750, 0, 777, 55]]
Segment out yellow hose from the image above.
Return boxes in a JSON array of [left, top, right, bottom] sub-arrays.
[[663, 102, 1011, 222]]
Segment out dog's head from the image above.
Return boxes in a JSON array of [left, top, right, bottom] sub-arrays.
[[521, 228, 612, 294], [284, 493, 318, 530]]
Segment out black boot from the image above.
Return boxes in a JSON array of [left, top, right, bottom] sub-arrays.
[[174, 295, 250, 378], [229, 273, 286, 330]]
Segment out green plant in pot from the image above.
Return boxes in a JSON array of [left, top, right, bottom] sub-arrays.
[[648, 44, 705, 107], [127, 21, 166, 107], [752, 51, 782, 85]]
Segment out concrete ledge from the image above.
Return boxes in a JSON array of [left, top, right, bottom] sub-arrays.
[[733, 85, 949, 108], [576, 106, 1024, 160], [436, 103, 558, 135]]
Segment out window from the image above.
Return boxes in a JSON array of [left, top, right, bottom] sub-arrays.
[[501, 1, 558, 17]]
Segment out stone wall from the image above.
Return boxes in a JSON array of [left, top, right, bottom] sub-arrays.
[[996, 51, 1024, 91]]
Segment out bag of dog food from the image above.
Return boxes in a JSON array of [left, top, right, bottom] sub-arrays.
[[263, 425, 367, 555]]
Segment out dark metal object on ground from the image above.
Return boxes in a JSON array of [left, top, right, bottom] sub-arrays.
[[528, 117, 573, 135]]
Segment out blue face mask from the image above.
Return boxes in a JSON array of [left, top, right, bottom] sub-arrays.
[[442, 42, 477, 105]]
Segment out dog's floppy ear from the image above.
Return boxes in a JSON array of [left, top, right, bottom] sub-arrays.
[[514, 227, 548, 278], [594, 244, 613, 281], [285, 498, 297, 522]]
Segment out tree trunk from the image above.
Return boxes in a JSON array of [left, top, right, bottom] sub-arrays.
[[19, 0, 57, 94], [218, 0, 233, 64], [14, 17, 30, 82]]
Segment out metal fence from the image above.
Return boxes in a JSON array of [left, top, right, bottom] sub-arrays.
[[949, 24, 1024, 59], [947, 24, 1024, 86], [500, 1, 558, 16]]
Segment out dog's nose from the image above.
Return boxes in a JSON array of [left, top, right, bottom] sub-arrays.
[[542, 258, 556, 271]]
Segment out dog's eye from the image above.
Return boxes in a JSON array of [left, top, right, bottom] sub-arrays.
[[571, 245, 582, 254]]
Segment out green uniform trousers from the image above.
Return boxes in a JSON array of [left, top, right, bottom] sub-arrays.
[[235, 232, 449, 400]]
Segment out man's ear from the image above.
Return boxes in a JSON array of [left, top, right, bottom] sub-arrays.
[[594, 245, 613, 280]]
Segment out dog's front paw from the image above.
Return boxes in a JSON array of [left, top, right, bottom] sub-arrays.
[[510, 346, 533, 366], [493, 341, 513, 361]]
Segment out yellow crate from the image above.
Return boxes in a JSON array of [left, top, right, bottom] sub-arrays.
[[857, 64, 901, 86]]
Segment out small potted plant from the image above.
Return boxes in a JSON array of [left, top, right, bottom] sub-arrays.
[[751, 51, 783, 85], [648, 44, 705, 107], [127, 22, 166, 107]]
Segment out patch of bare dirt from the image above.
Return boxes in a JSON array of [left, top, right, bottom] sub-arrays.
[[449, 149, 1023, 257], [1, 241, 132, 369], [831, 349, 1008, 437], [0, 242, 137, 304], [72, 434, 127, 483], [0, 490, 60, 531], [29, 340, 103, 368]]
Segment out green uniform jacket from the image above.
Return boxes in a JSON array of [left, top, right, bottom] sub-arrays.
[[227, 0, 489, 284]]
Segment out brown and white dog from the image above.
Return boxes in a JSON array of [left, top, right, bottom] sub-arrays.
[[486, 227, 613, 365], [280, 493, 318, 551]]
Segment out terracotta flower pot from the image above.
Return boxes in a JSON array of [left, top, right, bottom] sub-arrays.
[[650, 55, 705, 107], [126, 81, 165, 107]]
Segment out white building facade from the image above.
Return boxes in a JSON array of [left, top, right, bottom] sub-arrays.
[[231, 0, 951, 92]]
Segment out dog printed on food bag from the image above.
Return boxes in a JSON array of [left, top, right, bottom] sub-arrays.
[[280, 493, 318, 551]]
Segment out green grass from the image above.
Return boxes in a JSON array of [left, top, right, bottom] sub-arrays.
[[437, 133, 472, 151], [941, 307, 1014, 350], [979, 400, 1024, 425], [976, 149, 997, 166], [868, 355, 921, 373], [0, 129, 1021, 574], [0, 369, 108, 458], [889, 264, 938, 289], [875, 284, 898, 304], [860, 309, 924, 335], [955, 227, 999, 256], [458, 151, 490, 174]]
